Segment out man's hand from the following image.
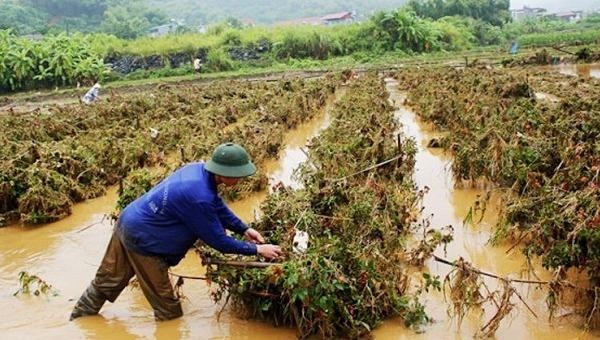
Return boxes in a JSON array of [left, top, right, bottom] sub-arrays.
[[256, 244, 282, 260], [244, 228, 265, 244]]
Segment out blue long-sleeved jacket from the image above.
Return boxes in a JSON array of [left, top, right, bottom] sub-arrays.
[[119, 162, 257, 266]]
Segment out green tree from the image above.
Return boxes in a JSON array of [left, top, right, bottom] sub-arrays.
[[225, 17, 243, 29], [0, 0, 168, 36], [407, 0, 510, 26], [100, 3, 167, 39], [0, 2, 49, 35], [370, 10, 440, 52], [101, 6, 149, 39], [146, 0, 408, 26], [144, 9, 168, 27], [27, 0, 107, 17]]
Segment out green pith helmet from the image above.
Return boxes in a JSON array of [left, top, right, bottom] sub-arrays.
[[205, 142, 257, 178]]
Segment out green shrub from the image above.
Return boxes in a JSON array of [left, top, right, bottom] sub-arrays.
[[274, 30, 343, 60], [112, 64, 194, 82], [433, 18, 475, 50], [0, 30, 108, 92], [220, 29, 242, 46], [205, 48, 236, 72], [518, 29, 600, 47], [370, 10, 442, 52]]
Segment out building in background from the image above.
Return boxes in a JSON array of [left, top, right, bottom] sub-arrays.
[[277, 10, 355, 26], [510, 6, 547, 21], [321, 11, 355, 25], [550, 11, 584, 22]]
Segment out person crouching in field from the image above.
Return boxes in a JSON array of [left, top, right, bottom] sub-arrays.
[[70, 142, 282, 321]]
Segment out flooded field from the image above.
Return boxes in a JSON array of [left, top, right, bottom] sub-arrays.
[[374, 79, 598, 339], [0, 86, 343, 340], [1, 73, 597, 339]]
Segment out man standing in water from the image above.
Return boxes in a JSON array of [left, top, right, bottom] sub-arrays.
[[70, 142, 282, 321]]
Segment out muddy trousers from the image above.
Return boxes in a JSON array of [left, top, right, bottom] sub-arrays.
[[70, 228, 182, 321]]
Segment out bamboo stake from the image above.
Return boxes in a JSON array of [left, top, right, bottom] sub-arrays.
[[551, 45, 576, 56], [328, 154, 403, 182], [396, 134, 403, 167], [76, 214, 107, 233], [202, 257, 280, 268], [168, 271, 208, 280], [433, 255, 549, 285], [201, 253, 550, 284]]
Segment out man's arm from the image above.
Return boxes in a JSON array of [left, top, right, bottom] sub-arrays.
[[181, 201, 282, 259], [214, 196, 248, 234], [182, 200, 257, 255]]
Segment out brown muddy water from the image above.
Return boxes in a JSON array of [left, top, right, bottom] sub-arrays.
[[0, 80, 596, 340], [555, 63, 600, 79], [0, 97, 78, 115]]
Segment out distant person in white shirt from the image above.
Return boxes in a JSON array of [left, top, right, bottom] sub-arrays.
[[193, 58, 202, 73], [82, 83, 101, 104]]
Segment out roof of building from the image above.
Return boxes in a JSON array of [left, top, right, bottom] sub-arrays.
[[554, 11, 578, 17], [277, 16, 323, 26], [510, 6, 546, 13], [321, 11, 353, 21], [276, 11, 354, 26]]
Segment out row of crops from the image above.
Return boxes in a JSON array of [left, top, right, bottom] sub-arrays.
[[202, 73, 429, 338], [396, 66, 600, 325], [0, 75, 340, 225]]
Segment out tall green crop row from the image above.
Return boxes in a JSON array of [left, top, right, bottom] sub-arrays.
[[0, 30, 107, 92]]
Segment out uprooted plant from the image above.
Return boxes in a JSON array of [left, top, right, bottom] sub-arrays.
[[14, 271, 59, 297], [443, 257, 485, 328]]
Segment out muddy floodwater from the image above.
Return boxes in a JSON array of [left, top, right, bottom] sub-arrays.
[[555, 63, 600, 79], [1, 80, 597, 339]]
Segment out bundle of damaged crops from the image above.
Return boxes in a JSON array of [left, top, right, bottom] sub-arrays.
[[201, 74, 425, 338]]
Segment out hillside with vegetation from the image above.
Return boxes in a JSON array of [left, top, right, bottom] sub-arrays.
[[146, 0, 408, 26], [0, 0, 168, 37], [1, 0, 599, 93], [0, 0, 411, 37]]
